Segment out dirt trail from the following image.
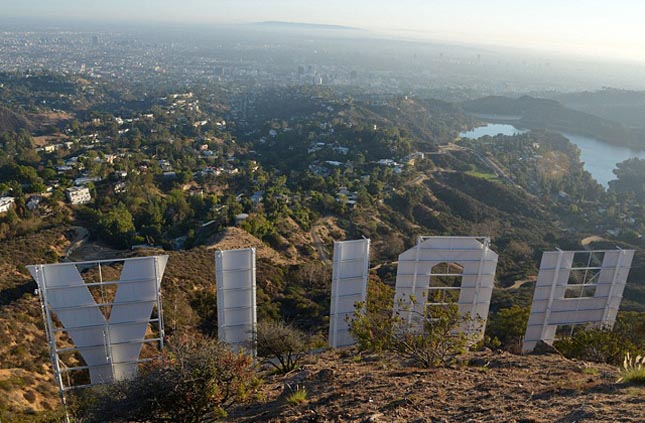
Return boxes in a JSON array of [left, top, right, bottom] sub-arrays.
[[581, 236, 607, 247], [506, 275, 537, 290], [310, 219, 332, 265], [63, 226, 89, 260], [64, 226, 123, 263]]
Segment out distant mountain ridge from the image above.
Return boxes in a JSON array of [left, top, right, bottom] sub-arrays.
[[254, 21, 361, 31], [553, 88, 645, 129], [462, 95, 645, 149]]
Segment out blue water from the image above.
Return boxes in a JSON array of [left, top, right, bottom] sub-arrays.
[[460, 123, 645, 188], [561, 132, 645, 188]]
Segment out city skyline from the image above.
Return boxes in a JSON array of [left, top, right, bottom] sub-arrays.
[[3, 0, 645, 64]]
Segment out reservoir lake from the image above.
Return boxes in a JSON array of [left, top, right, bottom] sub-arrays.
[[460, 124, 645, 188]]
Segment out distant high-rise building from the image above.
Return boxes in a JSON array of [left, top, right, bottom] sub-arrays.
[[92, 35, 99, 46], [298, 65, 305, 76]]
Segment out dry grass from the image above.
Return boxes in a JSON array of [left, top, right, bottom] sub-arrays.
[[285, 386, 308, 406], [618, 353, 645, 384], [228, 349, 645, 423]]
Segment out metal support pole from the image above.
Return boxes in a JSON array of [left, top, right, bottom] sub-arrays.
[[249, 248, 257, 359], [406, 237, 422, 327], [154, 256, 165, 365], [470, 238, 489, 324], [540, 250, 564, 343], [329, 242, 340, 348], [602, 249, 625, 326], [36, 265, 69, 419]]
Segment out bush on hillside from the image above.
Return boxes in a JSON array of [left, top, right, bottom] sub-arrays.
[[614, 312, 645, 350], [71, 337, 261, 423], [485, 305, 530, 353], [349, 279, 471, 367], [544, 312, 645, 365], [554, 326, 634, 365], [255, 320, 310, 374], [394, 303, 472, 367], [349, 279, 396, 353]]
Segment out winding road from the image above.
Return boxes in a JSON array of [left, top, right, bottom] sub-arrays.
[[63, 226, 89, 261]]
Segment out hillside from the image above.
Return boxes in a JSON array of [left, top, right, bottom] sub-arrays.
[[0, 226, 331, 418], [0, 75, 644, 421], [254, 21, 361, 31], [0, 229, 71, 415], [363, 97, 477, 147], [228, 348, 645, 422], [0, 105, 32, 133], [462, 95, 645, 149], [206, 226, 297, 265]]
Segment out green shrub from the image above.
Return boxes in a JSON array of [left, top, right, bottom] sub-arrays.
[[71, 337, 261, 423], [614, 312, 645, 351], [551, 312, 645, 364], [394, 303, 471, 367], [486, 305, 530, 353], [350, 300, 396, 353], [348, 278, 396, 353], [554, 327, 635, 364], [255, 320, 310, 374], [350, 280, 471, 368]]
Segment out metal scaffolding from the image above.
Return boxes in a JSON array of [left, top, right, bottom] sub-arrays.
[[523, 248, 634, 352], [394, 236, 498, 342], [29, 256, 168, 406]]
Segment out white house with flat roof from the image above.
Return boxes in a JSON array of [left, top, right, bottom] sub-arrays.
[[66, 186, 91, 205], [0, 197, 15, 214]]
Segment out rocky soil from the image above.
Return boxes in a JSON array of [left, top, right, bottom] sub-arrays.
[[229, 349, 645, 423]]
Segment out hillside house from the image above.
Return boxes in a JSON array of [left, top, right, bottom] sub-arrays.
[[26, 196, 43, 211], [66, 186, 92, 205], [0, 197, 16, 214]]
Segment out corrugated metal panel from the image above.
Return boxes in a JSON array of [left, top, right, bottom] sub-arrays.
[[329, 239, 370, 348], [215, 248, 256, 354]]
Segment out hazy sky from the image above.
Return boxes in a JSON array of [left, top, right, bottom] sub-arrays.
[[4, 0, 645, 63]]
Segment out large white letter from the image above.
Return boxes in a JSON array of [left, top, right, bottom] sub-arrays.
[[523, 249, 633, 352], [329, 239, 370, 348], [215, 248, 257, 353], [394, 236, 498, 341], [29, 256, 167, 387]]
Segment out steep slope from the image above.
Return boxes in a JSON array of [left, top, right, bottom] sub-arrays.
[[0, 229, 71, 415], [0, 106, 32, 133]]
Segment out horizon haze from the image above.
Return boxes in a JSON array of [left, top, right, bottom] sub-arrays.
[[3, 0, 645, 64]]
